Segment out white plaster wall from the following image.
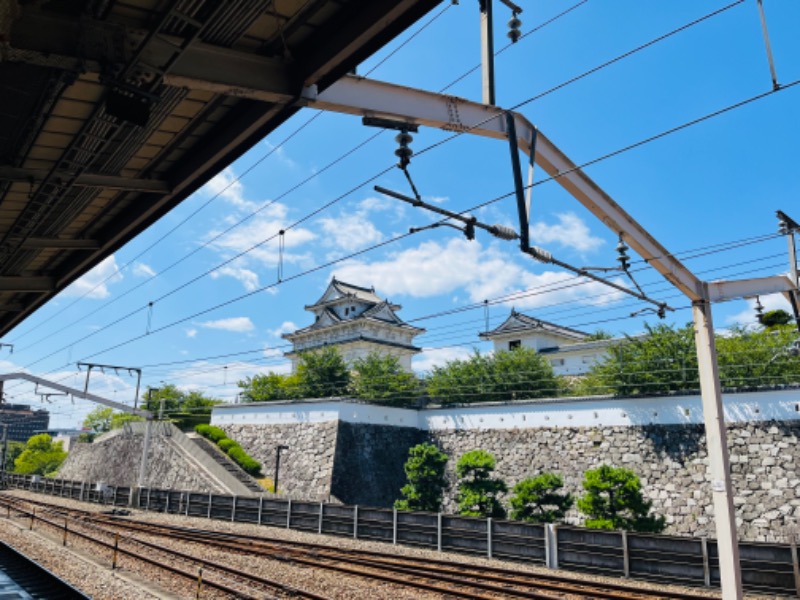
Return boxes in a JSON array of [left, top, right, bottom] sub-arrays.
[[212, 389, 800, 431]]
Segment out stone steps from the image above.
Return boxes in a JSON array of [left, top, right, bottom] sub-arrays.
[[188, 434, 264, 494]]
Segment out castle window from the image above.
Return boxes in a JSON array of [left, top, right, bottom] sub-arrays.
[[550, 358, 565, 367], [508, 340, 521, 350], [344, 307, 350, 316]]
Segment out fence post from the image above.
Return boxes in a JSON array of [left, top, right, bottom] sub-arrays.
[[791, 540, 800, 597], [701, 536, 711, 587], [79, 482, 85, 502], [621, 529, 630, 578], [186, 492, 191, 516], [353, 506, 359, 539], [258, 496, 264, 526], [393, 508, 398, 545], [231, 496, 237, 522], [545, 524, 559, 569], [437, 513, 442, 552], [318, 502, 324, 534], [165, 491, 170, 513], [487, 518, 493, 559], [286, 499, 292, 529], [146, 488, 152, 511], [207, 493, 213, 519]]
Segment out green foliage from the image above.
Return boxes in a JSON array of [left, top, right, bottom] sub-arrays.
[[395, 443, 449, 512], [238, 372, 302, 402], [82, 407, 114, 433], [577, 465, 665, 532], [168, 412, 212, 432], [142, 384, 221, 415], [427, 348, 561, 405], [586, 329, 614, 341], [110, 413, 144, 429], [759, 309, 794, 329], [296, 347, 351, 398], [455, 449, 507, 518], [509, 473, 574, 523], [218, 438, 240, 452], [227, 446, 261, 475], [4, 441, 24, 472], [351, 352, 419, 406], [13, 434, 67, 476], [577, 323, 800, 397], [195, 424, 227, 443], [194, 425, 261, 476]]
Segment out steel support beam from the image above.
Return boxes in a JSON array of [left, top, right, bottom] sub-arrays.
[[0, 373, 150, 417], [692, 296, 743, 600], [0, 167, 170, 194], [707, 275, 797, 303], [303, 75, 705, 300], [0, 277, 53, 292]]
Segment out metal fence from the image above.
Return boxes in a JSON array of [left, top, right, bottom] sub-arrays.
[[5, 473, 798, 596]]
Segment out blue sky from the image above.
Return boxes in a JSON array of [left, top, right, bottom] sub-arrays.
[[4, 0, 799, 427]]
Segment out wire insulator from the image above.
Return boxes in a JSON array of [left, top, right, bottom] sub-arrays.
[[508, 14, 522, 42], [489, 224, 519, 241]]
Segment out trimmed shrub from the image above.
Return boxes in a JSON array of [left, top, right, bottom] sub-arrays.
[[195, 424, 227, 442], [228, 446, 261, 476], [218, 438, 240, 453]]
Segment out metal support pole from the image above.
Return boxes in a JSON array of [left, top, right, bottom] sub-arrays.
[[479, 0, 495, 105], [354, 505, 359, 539], [286, 499, 292, 529], [318, 502, 324, 534], [506, 112, 530, 251], [621, 529, 630, 578], [186, 492, 190, 516], [231, 496, 237, 522], [258, 496, 264, 526], [525, 126, 538, 221], [692, 297, 742, 600], [487, 517, 493, 558], [702, 537, 711, 587], [393, 508, 398, 545], [437, 513, 442, 552], [207, 493, 212, 519], [756, 0, 780, 90]]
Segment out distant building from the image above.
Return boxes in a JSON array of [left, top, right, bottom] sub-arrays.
[[0, 403, 50, 443], [480, 309, 620, 376], [283, 278, 425, 372]]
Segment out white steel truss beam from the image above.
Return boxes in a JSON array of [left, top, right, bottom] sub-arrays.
[[0, 372, 150, 417], [303, 76, 706, 300]]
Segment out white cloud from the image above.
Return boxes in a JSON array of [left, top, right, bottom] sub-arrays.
[[726, 293, 792, 328], [62, 255, 123, 299], [412, 346, 473, 374], [529, 212, 605, 253], [263, 140, 297, 169], [268, 321, 297, 338], [132, 262, 156, 278], [332, 238, 623, 309], [199, 317, 255, 333], [204, 167, 257, 211], [186, 328, 198, 338], [319, 213, 384, 252], [210, 265, 260, 292]]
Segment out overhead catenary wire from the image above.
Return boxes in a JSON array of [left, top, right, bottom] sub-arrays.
[[7, 4, 796, 403]]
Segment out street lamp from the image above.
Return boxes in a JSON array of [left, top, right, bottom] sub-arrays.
[[274, 445, 289, 494]]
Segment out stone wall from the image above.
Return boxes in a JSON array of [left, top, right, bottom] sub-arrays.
[[222, 422, 338, 501], [330, 422, 424, 506], [57, 431, 223, 492]]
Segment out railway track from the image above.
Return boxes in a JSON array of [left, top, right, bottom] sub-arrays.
[[0, 493, 721, 600]]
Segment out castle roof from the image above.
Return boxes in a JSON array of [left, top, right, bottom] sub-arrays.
[[479, 309, 589, 342], [305, 277, 391, 311]]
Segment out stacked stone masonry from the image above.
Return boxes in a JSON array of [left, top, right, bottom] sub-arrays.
[[220, 419, 800, 543]]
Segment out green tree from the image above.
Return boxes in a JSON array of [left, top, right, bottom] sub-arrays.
[[577, 464, 665, 532], [351, 352, 419, 406], [82, 406, 114, 433], [14, 434, 68, 476], [427, 348, 560, 405], [110, 412, 144, 429], [455, 450, 507, 518], [141, 384, 221, 415], [509, 473, 573, 523], [296, 347, 350, 398], [4, 441, 24, 471], [238, 372, 302, 402], [395, 443, 449, 512], [758, 309, 794, 329]]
